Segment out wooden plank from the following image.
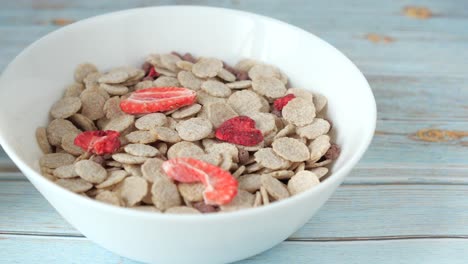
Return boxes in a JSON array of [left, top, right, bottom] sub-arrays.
[[0, 147, 17, 172], [3, 180, 468, 239], [1, 24, 467, 120], [360, 120, 468, 168], [369, 76, 468, 121], [1, 25, 467, 78], [2, 234, 468, 264], [2, 120, 466, 172], [243, 239, 468, 264], [3, 166, 468, 185], [0, 0, 465, 262], [0, 1, 467, 78], [346, 167, 468, 185], [0, 234, 138, 264], [1, 0, 468, 30], [0, 7, 466, 121]]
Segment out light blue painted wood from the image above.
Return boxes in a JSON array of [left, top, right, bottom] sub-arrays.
[[369, 76, 468, 121], [6, 166, 468, 184], [0, 1, 467, 79], [242, 240, 468, 264], [1, 25, 468, 78], [4, 180, 468, 239], [2, 120, 467, 174], [359, 121, 468, 168], [0, 0, 467, 263], [2, 235, 468, 264]]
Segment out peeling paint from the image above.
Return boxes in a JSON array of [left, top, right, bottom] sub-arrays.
[[365, 33, 395, 43], [51, 18, 74, 26], [411, 129, 468, 142], [374, 131, 388, 135], [403, 6, 432, 19]]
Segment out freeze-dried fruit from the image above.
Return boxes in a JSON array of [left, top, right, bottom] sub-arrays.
[[162, 158, 238, 205], [74, 130, 121, 155], [120, 87, 196, 114], [215, 116, 263, 146], [37, 52, 339, 214], [273, 94, 296, 111]]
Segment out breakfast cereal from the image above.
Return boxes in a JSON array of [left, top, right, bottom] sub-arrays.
[[36, 52, 340, 214], [287, 171, 320, 195]]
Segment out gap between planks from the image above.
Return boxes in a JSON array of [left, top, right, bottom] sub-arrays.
[[2, 231, 468, 243], [3, 167, 468, 185]]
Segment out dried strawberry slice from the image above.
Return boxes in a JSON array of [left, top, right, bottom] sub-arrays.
[[147, 66, 159, 79], [74, 130, 121, 155], [215, 116, 263, 146], [273, 94, 296, 111], [120, 87, 196, 114], [162, 158, 238, 205]]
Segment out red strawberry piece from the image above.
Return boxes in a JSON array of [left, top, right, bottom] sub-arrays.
[[74, 130, 121, 155], [162, 158, 238, 205], [147, 66, 159, 79], [120, 87, 196, 114], [215, 116, 264, 146], [273, 94, 296, 111]]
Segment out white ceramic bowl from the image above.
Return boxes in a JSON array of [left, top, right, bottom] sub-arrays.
[[0, 6, 376, 264]]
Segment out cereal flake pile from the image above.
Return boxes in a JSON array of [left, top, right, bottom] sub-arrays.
[[36, 52, 340, 214]]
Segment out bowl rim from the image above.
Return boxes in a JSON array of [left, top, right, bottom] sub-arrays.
[[0, 5, 377, 221]]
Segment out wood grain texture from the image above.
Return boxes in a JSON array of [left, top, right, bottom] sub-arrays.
[[243, 240, 468, 264], [3, 180, 468, 239], [0, 0, 467, 263], [2, 120, 466, 174], [0, 0, 468, 78], [2, 234, 468, 264]]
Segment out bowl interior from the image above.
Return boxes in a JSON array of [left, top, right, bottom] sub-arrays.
[[0, 6, 375, 204]]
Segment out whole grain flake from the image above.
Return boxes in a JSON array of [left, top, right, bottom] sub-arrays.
[[35, 51, 339, 214]]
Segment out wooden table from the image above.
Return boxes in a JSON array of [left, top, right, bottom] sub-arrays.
[[1, 1, 467, 263]]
